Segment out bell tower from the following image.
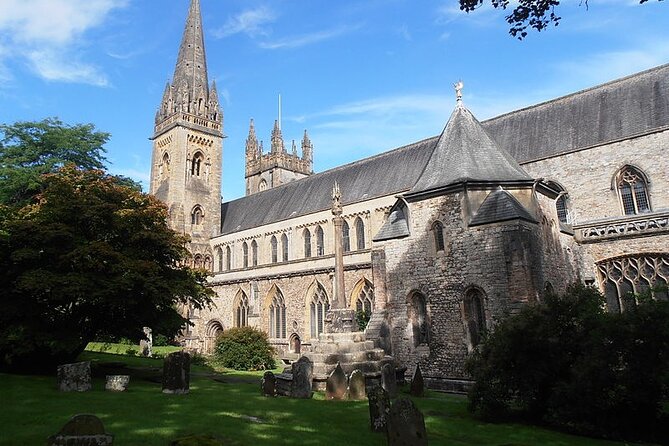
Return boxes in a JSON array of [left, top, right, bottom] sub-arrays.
[[149, 0, 223, 264]]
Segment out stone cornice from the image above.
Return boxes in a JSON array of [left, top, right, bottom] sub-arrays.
[[574, 210, 669, 243]]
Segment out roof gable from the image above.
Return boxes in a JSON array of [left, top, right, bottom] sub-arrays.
[[469, 188, 537, 227]]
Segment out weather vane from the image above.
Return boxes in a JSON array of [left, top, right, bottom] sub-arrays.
[[454, 80, 464, 102]]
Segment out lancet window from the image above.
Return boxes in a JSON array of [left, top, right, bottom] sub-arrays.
[[191, 151, 204, 177], [407, 291, 429, 347], [303, 229, 312, 258], [432, 221, 445, 252], [281, 233, 289, 262], [251, 240, 258, 266], [316, 226, 324, 256], [270, 236, 278, 263], [242, 242, 249, 268], [225, 246, 231, 271], [310, 284, 330, 339], [342, 220, 351, 253], [191, 205, 204, 225], [355, 217, 365, 250], [463, 288, 486, 350]]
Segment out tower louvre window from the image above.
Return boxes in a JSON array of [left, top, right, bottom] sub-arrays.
[[191, 152, 204, 177], [191, 205, 204, 225]]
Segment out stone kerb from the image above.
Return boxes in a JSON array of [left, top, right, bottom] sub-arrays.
[[162, 351, 190, 394], [386, 398, 428, 446], [105, 375, 130, 392], [325, 363, 348, 400], [47, 414, 113, 446], [57, 362, 92, 392]]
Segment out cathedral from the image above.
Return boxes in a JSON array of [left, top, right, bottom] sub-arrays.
[[150, 0, 669, 390]]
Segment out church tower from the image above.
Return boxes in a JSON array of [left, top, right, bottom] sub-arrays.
[[149, 0, 222, 266]]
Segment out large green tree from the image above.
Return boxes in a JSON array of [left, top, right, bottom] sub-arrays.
[[0, 118, 108, 206], [0, 166, 214, 372]]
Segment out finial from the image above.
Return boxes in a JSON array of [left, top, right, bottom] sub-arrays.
[[332, 181, 342, 216], [454, 80, 464, 103]]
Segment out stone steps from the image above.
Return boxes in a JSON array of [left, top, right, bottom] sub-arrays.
[[311, 356, 394, 379], [306, 348, 387, 365], [311, 340, 377, 354]]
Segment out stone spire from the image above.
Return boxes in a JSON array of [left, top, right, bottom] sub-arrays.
[[270, 119, 285, 153], [246, 119, 260, 159], [301, 129, 313, 163]]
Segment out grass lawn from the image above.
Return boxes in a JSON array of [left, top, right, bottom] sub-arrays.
[[0, 349, 642, 446]]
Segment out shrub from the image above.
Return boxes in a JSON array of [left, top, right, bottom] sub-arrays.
[[355, 310, 371, 331], [467, 283, 669, 442], [213, 327, 275, 371], [153, 334, 170, 346]]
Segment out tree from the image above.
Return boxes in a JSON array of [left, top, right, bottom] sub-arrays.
[[458, 0, 661, 39], [0, 166, 214, 372], [0, 118, 108, 206]]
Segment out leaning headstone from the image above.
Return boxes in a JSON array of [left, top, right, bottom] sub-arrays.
[[47, 414, 113, 446], [409, 364, 424, 397], [105, 375, 130, 392], [290, 356, 313, 399], [347, 369, 366, 400], [325, 363, 348, 400], [381, 363, 397, 397], [367, 385, 391, 433], [261, 371, 276, 397], [162, 351, 190, 394], [386, 398, 428, 446], [57, 362, 91, 392], [139, 326, 153, 357]]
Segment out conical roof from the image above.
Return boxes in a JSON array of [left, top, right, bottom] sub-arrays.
[[172, 0, 208, 94], [407, 102, 532, 198]]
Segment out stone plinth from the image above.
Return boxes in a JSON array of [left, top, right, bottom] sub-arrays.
[[324, 308, 357, 333]]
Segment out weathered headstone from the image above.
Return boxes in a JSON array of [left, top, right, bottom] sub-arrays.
[[261, 371, 276, 397], [290, 356, 313, 399], [162, 351, 190, 394], [47, 414, 113, 446], [105, 375, 130, 392], [381, 363, 397, 397], [139, 326, 153, 357], [409, 364, 424, 397], [347, 369, 366, 400], [57, 362, 91, 392], [386, 398, 428, 446], [367, 385, 391, 433], [325, 363, 348, 400]]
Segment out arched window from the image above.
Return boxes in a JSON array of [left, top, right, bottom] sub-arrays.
[[216, 247, 223, 272], [355, 217, 365, 250], [463, 288, 486, 350], [258, 179, 267, 191], [235, 292, 249, 327], [546, 181, 570, 224], [242, 242, 249, 268], [203, 255, 212, 272], [310, 283, 330, 338], [302, 228, 312, 258], [407, 291, 429, 347], [270, 236, 278, 263], [251, 240, 258, 266], [268, 288, 286, 339], [342, 220, 351, 253], [191, 152, 205, 177], [160, 152, 170, 179], [432, 221, 445, 252], [316, 226, 324, 256], [225, 246, 231, 271], [191, 205, 204, 225], [281, 233, 289, 262], [616, 166, 650, 215], [193, 254, 203, 269], [355, 280, 374, 314]]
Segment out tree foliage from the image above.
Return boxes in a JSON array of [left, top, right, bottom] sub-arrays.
[[0, 118, 108, 206], [466, 283, 669, 441], [0, 166, 214, 372], [214, 327, 276, 371], [458, 0, 662, 39]]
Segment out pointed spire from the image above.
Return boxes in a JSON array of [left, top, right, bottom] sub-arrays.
[[271, 119, 285, 153], [246, 118, 259, 159], [291, 140, 298, 156], [301, 129, 313, 162]]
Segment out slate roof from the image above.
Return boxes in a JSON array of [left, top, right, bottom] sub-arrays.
[[373, 203, 410, 242], [469, 188, 537, 227], [482, 63, 669, 163], [407, 103, 531, 198]]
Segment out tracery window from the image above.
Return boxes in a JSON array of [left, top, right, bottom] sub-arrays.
[[281, 233, 289, 262], [303, 228, 312, 258], [191, 205, 204, 225], [616, 166, 651, 215], [407, 291, 429, 347], [432, 221, 445, 252], [242, 242, 249, 268], [235, 292, 249, 327], [310, 284, 330, 338], [316, 226, 325, 256], [355, 281, 374, 314], [597, 254, 669, 313], [355, 217, 365, 250], [251, 240, 258, 266], [270, 236, 278, 263], [342, 220, 351, 253], [225, 246, 231, 271], [463, 288, 486, 350], [191, 151, 204, 177], [268, 289, 286, 339], [193, 254, 203, 269]]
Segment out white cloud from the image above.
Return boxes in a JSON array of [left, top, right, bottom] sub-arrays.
[[213, 6, 276, 38], [0, 0, 126, 85], [259, 24, 361, 50]]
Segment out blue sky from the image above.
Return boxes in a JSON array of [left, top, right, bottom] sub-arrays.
[[0, 0, 667, 201]]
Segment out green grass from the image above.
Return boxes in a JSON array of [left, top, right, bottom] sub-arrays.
[[85, 341, 182, 357], [0, 350, 643, 446]]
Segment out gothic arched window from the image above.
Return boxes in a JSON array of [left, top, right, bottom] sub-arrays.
[[251, 240, 258, 266], [258, 179, 268, 191], [160, 152, 170, 179], [216, 247, 223, 272], [407, 291, 429, 347], [616, 166, 651, 215], [281, 233, 289, 262], [242, 242, 249, 268], [546, 181, 570, 224], [355, 217, 365, 250], [191, 151, 204, 177], [268, 289, 286, 339], [316, 225, 324, 256], [193, 254, 203, 269], [463, 288, 487, 350], [191, 205, 204, 225], [270, 236, 278, 263], [303, 228, 311, 258], [432, 221, 445, 252], [235, 292, 249, 327], [342, 220, 351, 253], [355, 280, 374, 314], [225, 246, 231, 271], [203, 255, 212, 272], [310, 284, 330, 339]]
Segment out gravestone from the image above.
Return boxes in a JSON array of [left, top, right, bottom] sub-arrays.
[[367, 385, 390, 433], [409, 364, 424, 397], [275, 373, 292, 396], [261, 371, 276, 397], [57, 362, 91, 392], [290, 356, 313, 399], [162, 351, 190, 394], [386, 398, 427, 446], [381, 363, 397, 397], [347, 369, 366, 400], [325, 363, 348, 400], [140, 326, 153, 357], [105, 375, 130, 392], [47, 414, 113, 446]]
